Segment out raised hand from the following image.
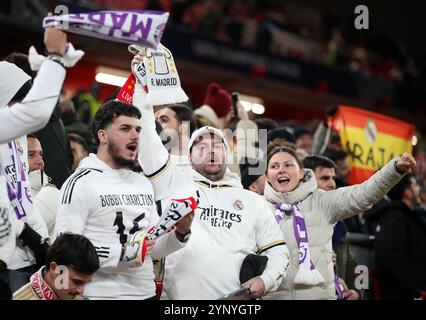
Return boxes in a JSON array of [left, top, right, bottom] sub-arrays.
[[44, 12, 67, 55], [396, 152, 416, 173]]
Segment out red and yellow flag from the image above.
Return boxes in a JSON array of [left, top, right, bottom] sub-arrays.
[[330, 106, 415, 184], [116, 74, 136, 105]]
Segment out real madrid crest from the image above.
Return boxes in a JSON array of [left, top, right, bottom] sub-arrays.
[[364, 118, 377, 143], [233, 199, 243, 211]]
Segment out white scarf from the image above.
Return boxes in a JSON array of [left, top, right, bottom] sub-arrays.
[[130, 43, 188, 106]]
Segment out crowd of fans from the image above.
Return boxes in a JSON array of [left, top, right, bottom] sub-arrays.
[[0, 3, 425, 301]]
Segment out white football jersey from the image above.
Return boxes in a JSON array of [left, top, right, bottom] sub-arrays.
[[135, 89, 290, 300], [55, 154, 185, 300]]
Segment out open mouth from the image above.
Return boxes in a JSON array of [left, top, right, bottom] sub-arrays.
[[277, 176, 290, 186], [126, 142, 138, 152], [207, 157, 219, 164]]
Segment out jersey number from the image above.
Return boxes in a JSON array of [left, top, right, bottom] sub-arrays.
[[113, 211, 146, 244]]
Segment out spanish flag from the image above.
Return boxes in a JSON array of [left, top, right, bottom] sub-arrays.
[[330, 106, 415, 184]]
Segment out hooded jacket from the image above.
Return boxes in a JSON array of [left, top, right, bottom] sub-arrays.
[[135, 85, 289, 300], [54, 154, 187, 299], [0, 60, 65, 144], [29, 170, 59, 238], [263, 160, 404, 300]]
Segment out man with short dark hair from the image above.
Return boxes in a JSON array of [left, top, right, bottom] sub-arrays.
[[13, 233, 99, 300], [155, 104, 197, 167], [303, 155, 337, 191], [323, 148, 351, 187], [239, 157, 267, 195], [67, 133, 89, 171], [55, 100, 193, 300], [375, 174, 426, 300]]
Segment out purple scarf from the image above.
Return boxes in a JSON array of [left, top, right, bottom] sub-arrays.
[[4, 140, 33, 220], [43, 10, 169, 49], [275, 202, 324, 285]]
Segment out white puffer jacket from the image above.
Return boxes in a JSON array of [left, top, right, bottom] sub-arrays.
[[263, 158, 405, 300]]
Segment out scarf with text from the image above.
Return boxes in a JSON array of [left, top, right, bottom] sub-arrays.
[[43, 10, 168, 49], [30, 267, 58, 300], [275, 202, 325, 285]]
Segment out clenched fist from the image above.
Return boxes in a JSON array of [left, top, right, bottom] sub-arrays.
[[396, 153, 416, 173]]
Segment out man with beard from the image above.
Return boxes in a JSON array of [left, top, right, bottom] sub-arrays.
[[132, 55, 289, 300], [54, 101, 194, 299], [154, 104, 198, 168]]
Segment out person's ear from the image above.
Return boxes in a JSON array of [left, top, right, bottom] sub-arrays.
[[299, 168, 304, 179], [404, 188, 413, 200], [48, 261, 58, 277], [98, 129, 107, 144], [249, 183, 257, 193]]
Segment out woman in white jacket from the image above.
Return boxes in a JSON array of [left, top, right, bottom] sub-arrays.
[[263, 145, 416, 300]]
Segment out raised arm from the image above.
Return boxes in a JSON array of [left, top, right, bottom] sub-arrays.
[[319, 153, 415, 225], [0, 26, 67, 143], [131, 54, 186, 200]]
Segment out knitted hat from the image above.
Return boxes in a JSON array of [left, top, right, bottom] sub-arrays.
[[203, 82, 232, 118]]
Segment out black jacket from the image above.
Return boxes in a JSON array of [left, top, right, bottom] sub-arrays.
[[375, 201, 426, 299], [33, 103, 73, 189]]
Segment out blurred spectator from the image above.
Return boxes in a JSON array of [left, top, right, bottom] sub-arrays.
[[32, 103, 74, 189], [254, 117, 279, 132], [194, 82, 232, 129], [239, 156, 266, 195], [375, 174, 426, 300], [62, 98, 95, 153], [266, 127, 296, 146], [27, 135, 59, 238], [154, 104, 198, 166], [67, 133, 89, 172], [419, 180, 426, 211], [323, 148, 350, 187], [294, 126, 313, 154], [74, 82, 102, 125]]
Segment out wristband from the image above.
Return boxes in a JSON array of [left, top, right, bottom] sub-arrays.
[[175, 229, 191, 243], [46, 51, 64, 57]]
